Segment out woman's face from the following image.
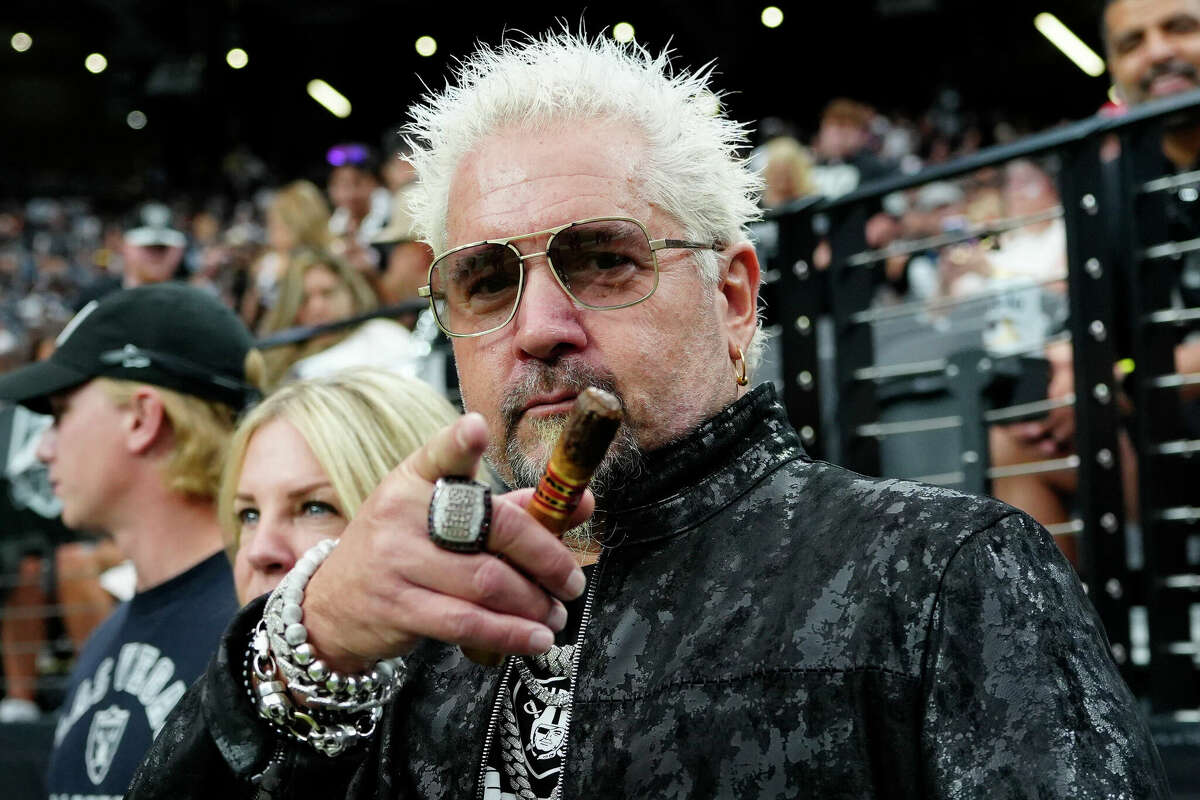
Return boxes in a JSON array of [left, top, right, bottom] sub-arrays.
[[266, 207, 296, 252], [232, 417, 349, 603], [297, 263, 356, 327]]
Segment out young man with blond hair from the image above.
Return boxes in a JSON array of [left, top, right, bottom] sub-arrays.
[[0, 283, 259, 799]]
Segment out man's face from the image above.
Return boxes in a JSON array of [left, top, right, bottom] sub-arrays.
[[382, 240, 433, 303], [445, 121, 736, 490], [1106, 0, 1200, 105], [533, 723, 566, 753], [382, 157, 417, 193], [328, 166, 376, 219], [121, 241, 183, 286], [36, 381, 128, 531], [816, 119, 867, 161]]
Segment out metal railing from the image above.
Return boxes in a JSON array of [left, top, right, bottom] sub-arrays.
[[770, 87, 1200, 711]]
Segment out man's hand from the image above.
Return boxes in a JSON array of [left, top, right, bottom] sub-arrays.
[[301, 413, 590, 673]]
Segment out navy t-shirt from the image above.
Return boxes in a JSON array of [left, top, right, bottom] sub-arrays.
[[45, 551, 237, 800]]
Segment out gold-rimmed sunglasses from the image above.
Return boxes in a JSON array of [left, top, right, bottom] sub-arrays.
[[417, 216, 723, 337]]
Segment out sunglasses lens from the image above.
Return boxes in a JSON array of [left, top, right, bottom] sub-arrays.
[[547, 219, 657, 308], [429, 243, 522, 335]]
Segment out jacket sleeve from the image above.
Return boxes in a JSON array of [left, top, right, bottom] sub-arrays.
[[919, 511, 1170, 799], [125, 595, 376, 798]]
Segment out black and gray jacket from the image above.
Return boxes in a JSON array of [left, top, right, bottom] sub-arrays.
[[128, 384, 1169, 798]]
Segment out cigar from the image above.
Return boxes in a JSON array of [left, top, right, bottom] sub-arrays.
[[525, 387, 623, 535], [463, 387, 622, 666]]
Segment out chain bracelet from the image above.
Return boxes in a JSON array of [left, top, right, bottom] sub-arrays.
[[247, 539, 405, 757]]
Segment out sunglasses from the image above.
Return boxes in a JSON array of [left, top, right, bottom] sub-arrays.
[[418, 216, 723, 337]]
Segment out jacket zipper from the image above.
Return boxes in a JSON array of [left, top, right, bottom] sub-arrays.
[[550, 557, 600, 800], [475, 553, 603, 800], [475, 656, 515, 800], [250, 740, 288, 799]]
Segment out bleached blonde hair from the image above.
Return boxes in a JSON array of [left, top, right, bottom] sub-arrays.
[[218, 368, 461, 552], [403, 29, 767, 369]]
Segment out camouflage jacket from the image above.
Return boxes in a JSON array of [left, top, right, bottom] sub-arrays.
[[128, 384, 1169, 799]]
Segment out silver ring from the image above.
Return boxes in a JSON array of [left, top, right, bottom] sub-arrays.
[[428, 477, 492, 553]]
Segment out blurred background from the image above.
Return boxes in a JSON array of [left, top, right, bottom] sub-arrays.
[[1, 0, 1106, 202]]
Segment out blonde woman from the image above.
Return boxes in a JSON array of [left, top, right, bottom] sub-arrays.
[[257, 249, 380, 386], [762, 136, 816, 208], [243, 180, 335, 325], [259, 248, 435, 390], [219, 367, 461, 602]]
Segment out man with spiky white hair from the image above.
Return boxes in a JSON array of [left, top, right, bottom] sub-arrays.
[[129, 31, 1167, 799]]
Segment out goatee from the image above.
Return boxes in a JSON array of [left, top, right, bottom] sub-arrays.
[[491, 361, 643, 550]]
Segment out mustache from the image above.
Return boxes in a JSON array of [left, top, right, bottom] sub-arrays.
[[1141, 59, 1199, 92], [499, 361, 623, 444]]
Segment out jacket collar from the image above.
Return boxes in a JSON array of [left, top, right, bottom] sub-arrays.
[[599, 382, 807, 547]]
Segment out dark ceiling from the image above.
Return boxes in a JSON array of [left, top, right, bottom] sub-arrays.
[[0, 0, 1108, 205]]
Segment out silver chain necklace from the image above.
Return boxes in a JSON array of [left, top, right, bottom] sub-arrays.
[[496, 568, 598, 800], [516, 646, 575, 706]]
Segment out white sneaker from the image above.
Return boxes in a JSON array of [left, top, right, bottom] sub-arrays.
[[0, 697, 40, 722]]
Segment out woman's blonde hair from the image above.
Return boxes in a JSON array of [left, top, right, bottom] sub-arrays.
[[96, 378, 238, 501], [218, 368, 461, 553], [270, 180, 334, 251], [762, 136, 815, 207], [259, 249, 379, 386]]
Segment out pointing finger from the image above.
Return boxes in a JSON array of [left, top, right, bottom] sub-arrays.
[[403, 412, 490, 483]]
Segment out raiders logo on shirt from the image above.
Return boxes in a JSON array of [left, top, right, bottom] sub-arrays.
[[85, 705, 130, 786]]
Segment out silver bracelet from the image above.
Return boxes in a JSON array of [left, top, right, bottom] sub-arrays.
[[249, 539, 406, 756]]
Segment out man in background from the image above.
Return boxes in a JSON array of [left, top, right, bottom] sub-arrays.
[[75, 203, 187, 309], [327, 143, 391, 276], [0, 283, 257, 798], [810, 98, 894, 198], [995, 0, 1200, 521], [371, 131, 433, 306]]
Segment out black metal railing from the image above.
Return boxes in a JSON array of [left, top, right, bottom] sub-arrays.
[[770, 88, 1200, 713]]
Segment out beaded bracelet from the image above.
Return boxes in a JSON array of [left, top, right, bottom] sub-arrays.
[[248, 539, 406, 756]]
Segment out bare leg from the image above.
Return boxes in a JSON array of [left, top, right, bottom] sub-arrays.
[[1, 556, 47, 705], [990, 426, 1078, 564]]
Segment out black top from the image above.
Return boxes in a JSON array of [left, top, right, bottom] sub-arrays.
[[46, 551, 237, 799], [128, 384, 1169, 799]]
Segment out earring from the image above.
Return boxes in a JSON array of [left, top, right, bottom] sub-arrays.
[[732, 345, 748, 387]]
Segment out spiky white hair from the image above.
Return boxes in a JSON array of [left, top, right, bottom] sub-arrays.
[[403, 30, 768, 369]]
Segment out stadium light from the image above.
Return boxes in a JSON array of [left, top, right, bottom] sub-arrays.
[[613, 22, 635, 43], [416, 36, 437, 57], [307, 79, 351, 119], [85, 53, 108, 74], [11, 32, 32, 53], [226, 48, 249, 69], [1035, 12, 1106, 77], [762, 7, 784, 28]]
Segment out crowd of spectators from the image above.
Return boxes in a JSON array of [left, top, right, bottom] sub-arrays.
[[0, 90, 1040, 381], [0, 129, 447, 731]]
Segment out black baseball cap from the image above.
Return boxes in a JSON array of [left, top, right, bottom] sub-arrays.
[[0, 283, 259, 414]]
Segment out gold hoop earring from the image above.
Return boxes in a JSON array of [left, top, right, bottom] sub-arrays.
[[733, 345, 748, 387]]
